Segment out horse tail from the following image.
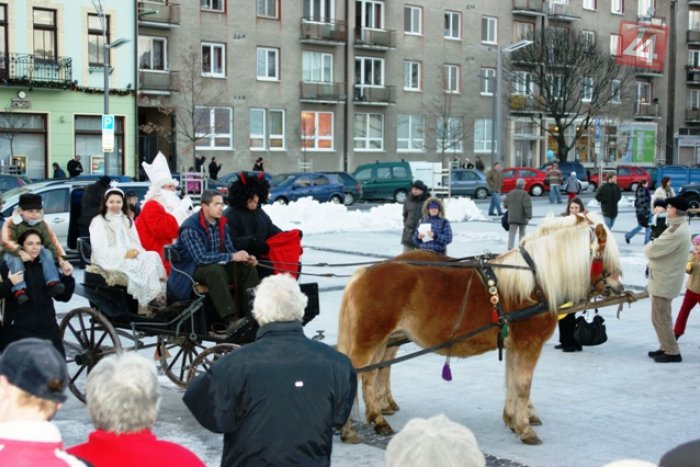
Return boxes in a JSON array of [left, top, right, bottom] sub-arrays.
[[337, 267, 367, 356]]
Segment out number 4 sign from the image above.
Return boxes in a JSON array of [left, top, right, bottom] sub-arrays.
[[616, 21, 668, 72]]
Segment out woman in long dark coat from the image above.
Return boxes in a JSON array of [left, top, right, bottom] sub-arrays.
[[0, 229, 74, 354]]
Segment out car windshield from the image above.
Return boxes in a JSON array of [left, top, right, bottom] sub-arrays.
[[270, 174, 296, 187]]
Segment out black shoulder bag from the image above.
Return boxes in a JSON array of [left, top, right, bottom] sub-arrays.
[[574, 310, 608, 346]]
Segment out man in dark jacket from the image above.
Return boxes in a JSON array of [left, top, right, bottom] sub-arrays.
[[184, 274, 356, 467], [503, 178, 532, 250], [78, 176, 111, 238], [67, 155, 84, 178], [595, 174, 622, 229], [401, 180, 430, 252]]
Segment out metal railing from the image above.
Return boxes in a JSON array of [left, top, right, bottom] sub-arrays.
[[634, 102, 659, 118], [138, 2, 181, 25], [299, 81, 345, 101], [0, 53, 72, 84], [353, 85, 396, 104], [355, 28, 396, 48], [138, 69, 180, 92], [512, 0, 544, 13], [300, 19, 347, 42]]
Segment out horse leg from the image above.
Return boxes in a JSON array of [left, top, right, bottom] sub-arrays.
[[503, 344, 516, 432], [508, 343, 544, 445], [377, 346, 400, 414], [360, 344, 395, 435], [527, 399, 542, 425]]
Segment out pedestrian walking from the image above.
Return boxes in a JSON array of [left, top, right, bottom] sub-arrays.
[[625, 179, 652, 244], [486, 163, 503, 217], [503, 178, 532, 250], [545, 163, 563, 204], [564, 171, 581, 200], [652, 176, 675, 205], [595, 174, 622, 229]]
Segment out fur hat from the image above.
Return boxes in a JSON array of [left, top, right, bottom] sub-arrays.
[[19, 193, 42, 210], [412, 180, 428, 192], [228, 172, 270, 209]]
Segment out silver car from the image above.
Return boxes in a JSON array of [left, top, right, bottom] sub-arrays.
[[446, 169, 490, 199]]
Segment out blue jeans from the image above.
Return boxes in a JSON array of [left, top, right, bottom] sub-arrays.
[[4, 250, 60, 292], [548, 184, 562, 204], [489, 192, 503, 216], [625, 215, 652, 244], [603, 216, 615, 229]]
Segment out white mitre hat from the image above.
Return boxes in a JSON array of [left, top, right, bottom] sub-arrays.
[[142, 152, 178, 188]]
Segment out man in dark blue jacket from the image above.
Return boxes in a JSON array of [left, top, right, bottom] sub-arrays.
[[184, 274, 357, 467], [168, 190, 258, 335]]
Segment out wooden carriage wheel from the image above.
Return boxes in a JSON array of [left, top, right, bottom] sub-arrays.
[[156, 335, 209, 388], [59, 307, 123, 403], [186, 343, 239, 385]]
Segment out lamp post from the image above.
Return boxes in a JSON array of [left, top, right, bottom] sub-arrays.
[[492, 39, 533, 164]]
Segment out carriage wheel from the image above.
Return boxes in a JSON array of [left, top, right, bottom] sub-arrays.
[[156, 335, 208, 388], [59, 307, 123, 403], [186, 343, 239, 385]]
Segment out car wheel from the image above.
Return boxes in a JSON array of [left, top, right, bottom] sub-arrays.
[[530, 184, 544, 197], [394, 189, 408, 203], [343, 193, 355, 205], [329, 195, 342, 204], [474, 187, 488, 200], [687, 195, 700, 210], [629, 182, 638, 192], [273, 197, 288, 205]]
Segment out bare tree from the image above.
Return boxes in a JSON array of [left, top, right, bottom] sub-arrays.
[[429, 70, 469, 168], [0, 109, 31, 169], [506, 27, 633, 162]]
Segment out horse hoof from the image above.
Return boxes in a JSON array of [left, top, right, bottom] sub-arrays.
[[529, 415, 543, 426], [374, 421, 395, 436], [340, 430, 360, 444], [520, 433, 542, 445], [389, 401, 400, 412], [381, 407, 395, 415]]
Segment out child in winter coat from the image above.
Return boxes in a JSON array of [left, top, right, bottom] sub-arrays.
[[673, 234, 700, 339], [412, 197, 452, 254]]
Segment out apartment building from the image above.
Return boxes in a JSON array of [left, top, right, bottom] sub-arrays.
[[0, 0, 136, 179]]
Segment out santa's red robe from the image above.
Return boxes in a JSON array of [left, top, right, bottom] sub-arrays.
[[135, 200, 179, 274]]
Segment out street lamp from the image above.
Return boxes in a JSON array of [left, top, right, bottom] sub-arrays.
[[92, 0, 128, 176], [492, 39, 533, 164]]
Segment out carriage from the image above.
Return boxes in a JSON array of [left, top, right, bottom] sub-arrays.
[[60, 237, 319, 402]]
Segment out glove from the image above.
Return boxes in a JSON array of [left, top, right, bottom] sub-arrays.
[[251, 238, 269, 255]]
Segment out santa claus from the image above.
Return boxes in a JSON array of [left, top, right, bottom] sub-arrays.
[[135, 153, 192, 274]]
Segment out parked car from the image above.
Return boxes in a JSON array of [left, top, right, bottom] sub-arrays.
[[0, 174, 32, 192], [443, 169, 490, 199], [678, 182, 700, 210], [267, 172, 344, 205], [588, 165, 650, 191], [502, 167, 548, 196], [216, 171, 271, 187], [352, 161, 413, 203], [540, 160, 589, 191], [322, 171, 362, 205]]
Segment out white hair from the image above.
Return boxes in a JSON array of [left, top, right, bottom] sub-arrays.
[[86, 352, 160, 434], [252, 274, 308, 326]]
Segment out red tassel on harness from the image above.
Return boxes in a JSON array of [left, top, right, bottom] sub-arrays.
[[591, 258, 603, 276]]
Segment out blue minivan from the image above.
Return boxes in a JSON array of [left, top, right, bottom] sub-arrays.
[[267, 172, 344, 205]]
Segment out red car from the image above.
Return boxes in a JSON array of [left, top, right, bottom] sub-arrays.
[[501, 167, 548, 196], [589, 165, 650, 191]]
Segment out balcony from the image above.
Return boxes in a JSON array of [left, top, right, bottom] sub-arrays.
[[512, 0, 545, 16], [138, 2, 181, 28], [689, 29, 700, 45], [547, 2, 580, 22], [688, 67, 700, 85], [0, 53, 72, 88], [299, 82, 346, 103], [634, 101, 660, 120], [354, 28, 396, 50], [691, 0, 700, 6], [300, 19, 347, 45], [510, 94, 544, 114], [138, 69, 179, 94], [353, 85, 396, 105], [686, 108, 700, 123]]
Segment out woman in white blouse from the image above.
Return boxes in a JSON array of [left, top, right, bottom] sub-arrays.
[[652, 176, 675, 204], [89, 188, 166, 312]]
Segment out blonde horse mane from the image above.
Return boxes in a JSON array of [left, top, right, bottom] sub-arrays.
[[493, 214, 602, 311]]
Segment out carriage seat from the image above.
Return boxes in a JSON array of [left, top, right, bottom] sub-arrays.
[[78, 237, 129, 287], [164, 244, 210, 296]]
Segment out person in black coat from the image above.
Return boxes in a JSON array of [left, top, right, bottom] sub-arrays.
[[225, 172, 281, 279], [252, 157, 264, 172], [52, 163, 67, 179], [208, 157, 222, 179], [67, 155, 84, 178], [0, 229, 74, 355], [78, 176, 111, 238], [401, 180, 430, 252]]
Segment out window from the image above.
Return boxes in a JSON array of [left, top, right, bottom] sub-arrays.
[[443, 64, 460, 93], [33, 8, 56, 60], [611, 79, 621, 103], [249, 109, 285, 150], [357, 0, 384, 29], [256, 0, 279, 19], [353, 113, 384, 150], [444, 11, 461, 40], [303, 0, 334, 21], [355, 56, 384, 86], [404, 5, 422, 35], [194, 107, 233, 149], [611, 0, 623, 14], [513, 71, 534, 95], [75, 115, 124, 176], [635, 80, 652, 104], [582, 30, 596, 48], [583, 0, 596, 11], [474, 119, 495, 153], [257, 47, 279, 81], [201, 0, 224, 12], [403, 61, 421, 91], [437, 116, 463, 153], [581, 77, 593, 102], [301, 111, 334, 150], [548, 74, 564, 99], [688, 89, 700, 109], [87, 14, 109, 66], [690, 50, 700, 68], [0, 113, 47, 179], [138, 36, 167, 70], [397, 115, 424, 151], [691, 11, 700, 31], [610, 34, 621, 56], [480, 68, 495, 95], [513, 21, 534, 42], [481, 16, 497, 44], [0, 5, 6, 59], [638, 0, 654, 18], [302, 51, 333, 82], [201, 42, 225, 77]]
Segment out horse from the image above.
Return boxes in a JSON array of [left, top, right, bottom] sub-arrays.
[[337, 212, 623, 445]]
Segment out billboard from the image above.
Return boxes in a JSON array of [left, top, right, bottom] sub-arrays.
[[616, 21, 668, 72]]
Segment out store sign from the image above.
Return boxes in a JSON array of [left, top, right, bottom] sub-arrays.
[[616, 21, 668, 72], [10, 98, 31, 109]]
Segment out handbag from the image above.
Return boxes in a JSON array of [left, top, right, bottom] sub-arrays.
[[501, 211, 509, 231], [574, 311, 608, 346]]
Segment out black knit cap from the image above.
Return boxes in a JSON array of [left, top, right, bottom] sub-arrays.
[[19, 193, 43, 210], [228, 172, 270, 209]]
